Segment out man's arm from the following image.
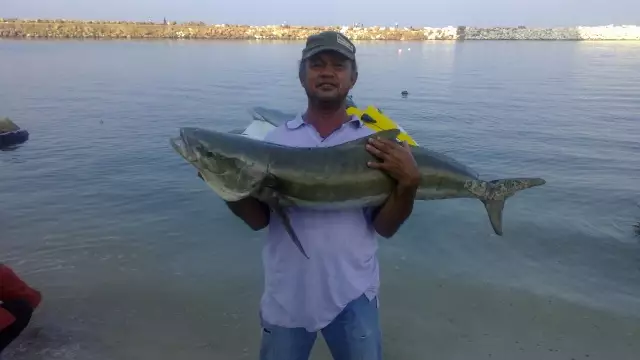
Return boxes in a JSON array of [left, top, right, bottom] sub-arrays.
[[371, 183, 418, 238], [364, 136, 421, 238], [225, 197, 270, 231]]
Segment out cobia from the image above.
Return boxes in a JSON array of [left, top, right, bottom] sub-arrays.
[[171, 127, 546, 259]]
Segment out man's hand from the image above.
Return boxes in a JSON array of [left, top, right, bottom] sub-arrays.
[[364, 136, 420, 238], [365, 136, 421, 190]]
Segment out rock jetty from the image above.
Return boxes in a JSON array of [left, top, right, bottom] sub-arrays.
[[459, 25, 640, 40], [0, 19, 639, 41]]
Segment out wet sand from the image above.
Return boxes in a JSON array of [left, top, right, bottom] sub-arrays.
[[3, 256, 639, 360], [371, 268, 640, 360]]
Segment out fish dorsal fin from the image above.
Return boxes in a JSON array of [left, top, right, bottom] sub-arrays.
[[331, 129, 402, 150]]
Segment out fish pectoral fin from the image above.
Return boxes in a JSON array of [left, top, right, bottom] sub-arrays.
[[259, 187, 309, 259], [252, 175, 308, 259], [272, 202, 310, 260]]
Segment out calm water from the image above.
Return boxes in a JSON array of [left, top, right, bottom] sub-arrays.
[[1, 39, 640, 359]]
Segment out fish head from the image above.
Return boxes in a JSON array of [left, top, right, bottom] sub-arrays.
[[171, 127, 230, 171], [171, 127, 267, 202]]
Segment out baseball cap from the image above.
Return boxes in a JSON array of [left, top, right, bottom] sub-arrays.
[[301, 31, 356, 61]]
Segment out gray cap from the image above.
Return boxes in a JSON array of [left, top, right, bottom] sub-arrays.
[[301, 31, 356, 61]]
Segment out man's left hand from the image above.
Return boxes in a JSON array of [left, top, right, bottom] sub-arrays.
[[366, 136, 421, 189]]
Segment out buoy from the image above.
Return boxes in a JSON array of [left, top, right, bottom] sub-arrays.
[[401, 90, 409, 97]]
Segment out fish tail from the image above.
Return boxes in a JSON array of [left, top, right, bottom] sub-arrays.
[[467, 177, 546, 235]]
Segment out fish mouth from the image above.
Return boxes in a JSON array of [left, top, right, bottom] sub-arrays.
[[170, 127, 199, 162]]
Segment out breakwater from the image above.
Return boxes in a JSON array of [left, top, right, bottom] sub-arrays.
[[1, 19, 639, 40]]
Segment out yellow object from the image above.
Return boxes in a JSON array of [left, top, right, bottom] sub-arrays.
[[347, 105, 419, 146]]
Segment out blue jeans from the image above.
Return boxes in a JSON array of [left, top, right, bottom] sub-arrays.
[[259, 294, 382, 360]]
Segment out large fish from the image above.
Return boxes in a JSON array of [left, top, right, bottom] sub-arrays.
[[171, 127, 546, 258]]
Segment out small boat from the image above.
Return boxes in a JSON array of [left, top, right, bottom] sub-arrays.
[[0, 117, 30, 149]]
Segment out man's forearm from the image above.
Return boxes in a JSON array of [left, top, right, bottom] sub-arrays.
[[372, 184, 418, 238], [225, 197, 270, 231]]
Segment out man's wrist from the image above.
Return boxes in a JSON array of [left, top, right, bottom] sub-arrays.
[[396, 174, 420, 192], [394, 181, 419, 197]]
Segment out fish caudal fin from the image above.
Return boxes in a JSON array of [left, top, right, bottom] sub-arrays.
[[472, 177, 546, 236]]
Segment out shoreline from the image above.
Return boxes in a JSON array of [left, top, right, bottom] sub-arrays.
[[1, 19, 640, 41], [3, 261, 639, 360]]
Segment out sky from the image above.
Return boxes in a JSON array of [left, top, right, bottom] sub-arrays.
[[1, 0, 638, 27]]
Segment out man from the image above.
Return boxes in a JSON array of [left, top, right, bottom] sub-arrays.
[[0, 264, 42, 356], [225, 31, 420, 359]]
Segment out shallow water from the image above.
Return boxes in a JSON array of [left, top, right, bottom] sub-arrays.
[[1, 39, 640, 359]]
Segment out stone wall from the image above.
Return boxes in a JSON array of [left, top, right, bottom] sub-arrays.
[[0, 19, 458, 40], [459, 25, 640, 40], [0, 19, 639, 41]]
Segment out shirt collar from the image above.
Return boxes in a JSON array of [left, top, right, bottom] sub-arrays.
[[286, 114, 364, 130]]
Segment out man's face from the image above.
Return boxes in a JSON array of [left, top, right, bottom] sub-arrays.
[[301, 51, 357, 105]]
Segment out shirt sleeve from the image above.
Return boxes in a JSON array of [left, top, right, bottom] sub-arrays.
[[363, 206, 380, 224]]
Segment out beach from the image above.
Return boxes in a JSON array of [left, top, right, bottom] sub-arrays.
[[5, 259, 640, 360]]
